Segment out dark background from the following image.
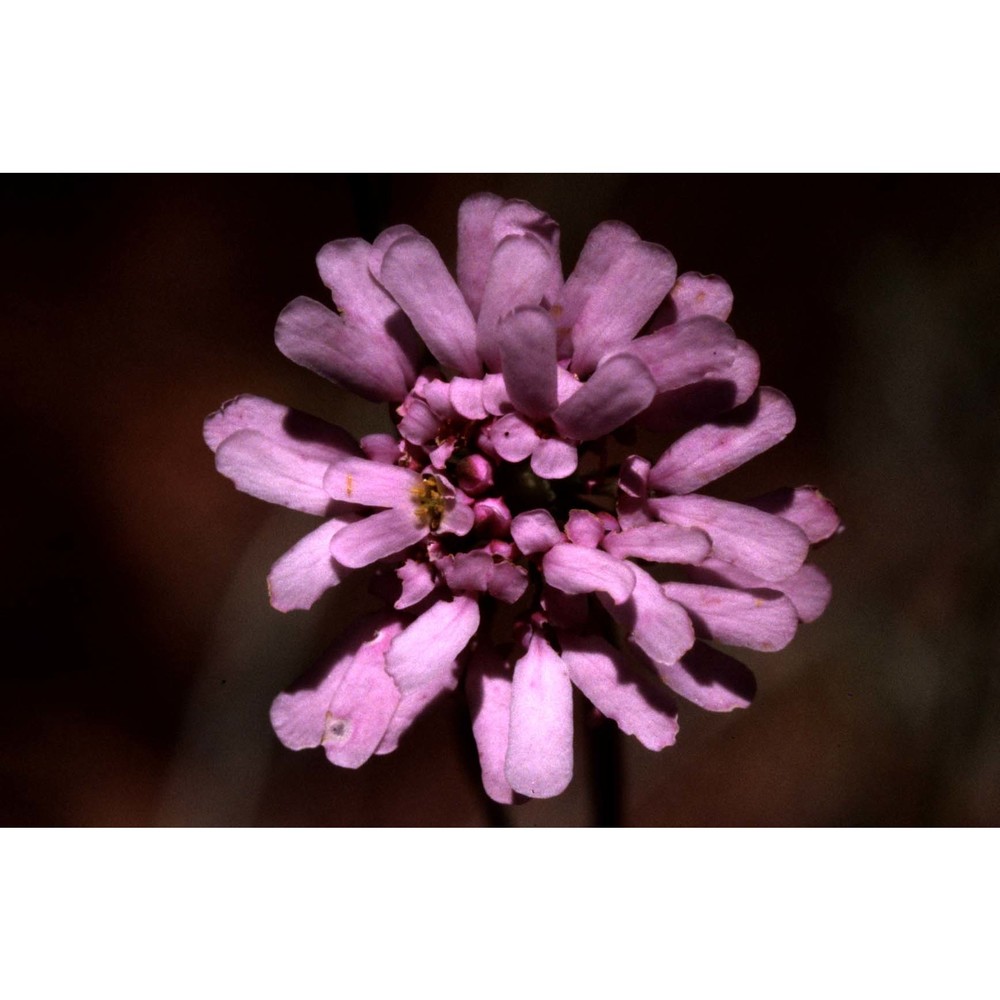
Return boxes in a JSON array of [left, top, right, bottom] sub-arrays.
[[2, 174, 998, 826]]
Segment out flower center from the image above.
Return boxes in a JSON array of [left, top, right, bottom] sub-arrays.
[[411, 473, 446, 531]]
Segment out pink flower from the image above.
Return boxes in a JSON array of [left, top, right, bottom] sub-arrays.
[[204, 193, 840, 803]]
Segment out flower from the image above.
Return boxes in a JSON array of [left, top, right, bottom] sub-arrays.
[[204, 193, 840, 804]]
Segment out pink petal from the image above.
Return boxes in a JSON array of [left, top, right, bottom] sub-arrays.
[[602, 563, 695, 673], [360, 433, 402, 464], [748, 486, 842, 544], [397, 394, 441, 446], [482, 372, 512, 415], [213, 429, 342, 516], [559, 633, 679, 751], [203, 394, 360, 458], [650, 493, 809, 582], [624, 316, 738, 392], [565, 510, 605, 548], [542, 542, 636, 604], [274, 296, 412, 402], [478, 236, 561, 372], [498, 305, 558, 419], [438, 489, 475, 537], [323, 456, 421, 508], [650, 271, 734, 326], [511, 509, 563, 555], [689, 558, 833, 624], [385, 594, 481, 693], [456, 192, 504, 318], [648, 387, 796, 494], [449, 377, 488, 420], [640, 339, 761, 431], [330, 507, 428, 568], [269, 614, 404, 767], [667, 641, 757, 712], [555, 366, 582, 404], [602, 522, 711, 564], [662, 581, 798, 652], [377, 595, 480, 754], [379, 234, 481, 377], [505, 632, 574, 799], [438, 550, 494, 593], [556, 220, 641, 332], [267, 515, 355, 612], [395, 559, 438, 610], [553, 354, 656, 442], [490, 200, 562, 303], [492, 412, 540, 462], [465, 647, 521, 805], [530, 437, 578, 480], [315, 236, 421, 380], [488, 561, 530, 604], [367, 224, 420, 280], [571, 241, 678, 375]]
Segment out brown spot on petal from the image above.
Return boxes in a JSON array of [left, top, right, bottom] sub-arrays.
[[345, 473, 354, 498], [323, 712, 352, 746]]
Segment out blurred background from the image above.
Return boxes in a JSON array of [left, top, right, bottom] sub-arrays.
[[2, 174, 998, 826]]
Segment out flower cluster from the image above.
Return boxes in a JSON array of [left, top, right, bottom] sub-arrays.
[[204, 193, 839, 803]]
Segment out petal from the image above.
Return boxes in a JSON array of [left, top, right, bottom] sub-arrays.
[[492, 412, 540, 462], [648, 387, 795, 494], [530, 437, 578, 480], [274, 296, 412, 402], [482, 372, 512, 415], [505, 632, 574, 799], [367, 224, 420, 280], [214, 429, 342, 515], [360, 433, 402, 464], [478, 236, 560, 372], [559, 633, 679, 751], [490, 199, 562, 302], [553, 354, 656, 442], [204, 393, 360, 459], [748, 486, 842, 544], [395, 559, 438, 610], [323, 456, 422, 508], [542, 542, 636, 604], [602, 522, 711, 564], [439, 499, 475, 536], [640, 339, 761, 431], [397, 395, 441, 446], [624, 316, 738, 392], [511, 509, 563, 555], [667, 641, 757, 712], [571, 241, 678, 375], [556, 220, 641, 332], [456, 191, 505, 318], [465, 647, 522, 805], [385, 594, 481, 693], [269, 614, 404, 767], [565, 510, 605, 548], [662, 582, 799, 652], [498, 305, 558, 419], [602, 563, 695, 672], [267, 515, 355, 612], [315, 237, 421, 381], [688, 558, 833, 624], [649, 271, 734, 326], [450, 377, 488, 420], [379, 234, 481, 377], [330, 507, 428, 568], [650, 493, 809, 582], [438, 550, 494, 593], [488, 561, 530, 604]]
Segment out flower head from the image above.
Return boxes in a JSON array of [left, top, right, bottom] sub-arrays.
[[204, 193, 840, 803]]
